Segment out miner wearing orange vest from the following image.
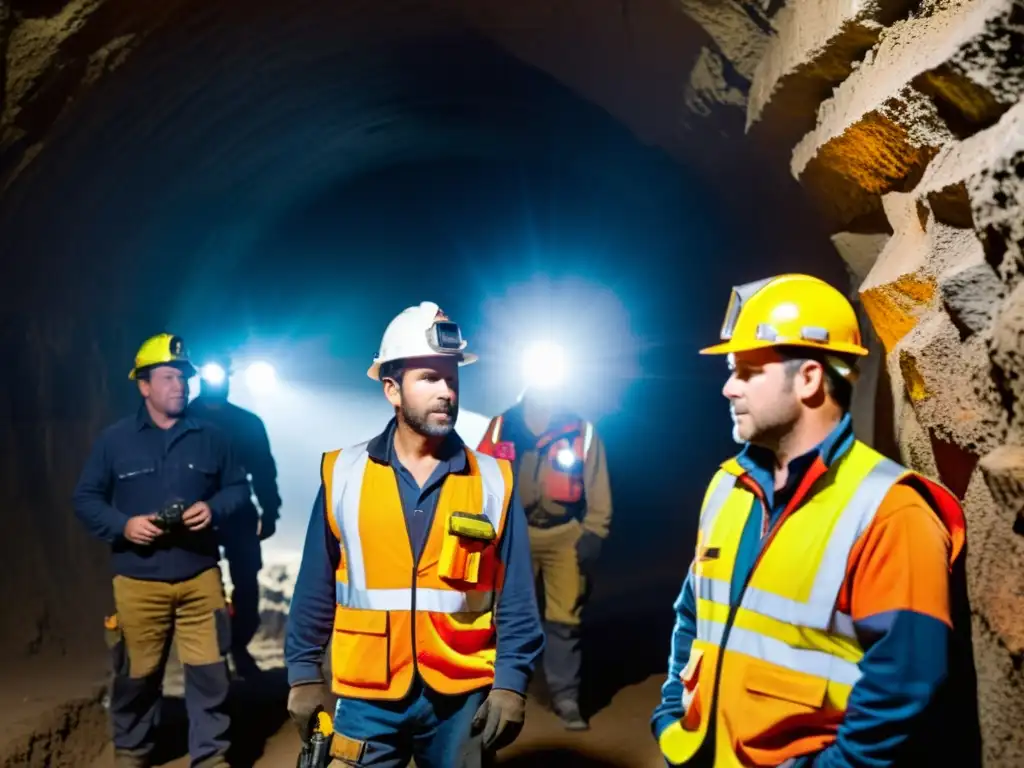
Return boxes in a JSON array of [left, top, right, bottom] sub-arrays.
[[652, 274, 968, 767], [477, 369, 612, 732], [284, 301, 544, 766]]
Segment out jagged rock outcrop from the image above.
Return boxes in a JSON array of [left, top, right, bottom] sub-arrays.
[[750, 0, 1024, 761]]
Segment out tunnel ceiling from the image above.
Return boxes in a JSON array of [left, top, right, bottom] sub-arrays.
[[0, 0, 830, 311]]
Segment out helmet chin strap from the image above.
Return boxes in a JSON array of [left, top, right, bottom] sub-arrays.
[[824, 354, 860, 383]]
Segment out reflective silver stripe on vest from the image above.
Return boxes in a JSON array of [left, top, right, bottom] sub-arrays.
[[695, 579, 858, 642], [583, 422, 594, 459], [336, 583, 494, 613], [696, 617, 862, 687], [332, 443, 371, 593], [332, 443, 508, 614], [473, 449, 507, 534], [699, 471, 738, 538], [697, 576, 730, 606], [738, 456, 906, 631], [490, 415, 503, 444]]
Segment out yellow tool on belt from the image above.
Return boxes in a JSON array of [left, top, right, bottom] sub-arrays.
[[296, 710, 334, 768]]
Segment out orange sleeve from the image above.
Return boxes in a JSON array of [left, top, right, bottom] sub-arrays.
[[839, 483, 953, 627]]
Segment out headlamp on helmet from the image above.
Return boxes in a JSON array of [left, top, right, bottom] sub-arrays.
[[427, 320, 466, 356]]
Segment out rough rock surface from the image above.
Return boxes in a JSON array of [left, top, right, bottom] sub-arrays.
[[771, 0, 1024, 760], [747, 0, 921, 146], [790, 0, 1024, 227]]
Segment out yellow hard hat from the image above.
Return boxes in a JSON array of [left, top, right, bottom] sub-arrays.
[[700, 274, 868, 357], [129, 333, 196, 380]]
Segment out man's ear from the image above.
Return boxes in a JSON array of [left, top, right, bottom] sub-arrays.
[[383, 378, 401, 408], [795, 360, 826, 404], [137, 380, 150, 398]]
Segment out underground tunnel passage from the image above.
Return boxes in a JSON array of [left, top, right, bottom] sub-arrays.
[[1, 0, 1023, 766]]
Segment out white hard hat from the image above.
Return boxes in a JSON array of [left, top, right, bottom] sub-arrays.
[[368, 301, 478, 380]]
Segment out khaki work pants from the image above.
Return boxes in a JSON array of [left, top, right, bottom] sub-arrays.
[[529, 519, 585, 626], [107, 567, 232, 767], [529, 520, 586, 704]]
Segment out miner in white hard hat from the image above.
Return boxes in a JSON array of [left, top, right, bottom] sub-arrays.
[[285, 301, 544, 765]]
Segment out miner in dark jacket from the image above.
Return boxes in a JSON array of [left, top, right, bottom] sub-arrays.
[[73, 333, 250, 768], [188, 353, 282, 677]]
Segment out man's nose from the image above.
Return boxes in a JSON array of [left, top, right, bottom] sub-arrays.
[[722, 374, 740, 399]]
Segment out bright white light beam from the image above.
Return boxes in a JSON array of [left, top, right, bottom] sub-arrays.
[[521, 341, 567, 390], [245, 361, 277, 393], [200, 362, 227, 386]]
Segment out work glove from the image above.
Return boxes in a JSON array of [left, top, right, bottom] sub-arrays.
[[575, 530, 603, 576], [471, 689, 526, 751], [287, 682, 330, 741], [258, 515, 277, 541]]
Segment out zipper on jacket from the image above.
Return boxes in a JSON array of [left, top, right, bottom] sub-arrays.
[[702, 469, 824, 752], [705, 518, 771, 740], [410, 549, 419, 688]]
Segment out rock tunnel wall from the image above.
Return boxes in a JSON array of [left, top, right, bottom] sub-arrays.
[[746, 0, 1024, 762]]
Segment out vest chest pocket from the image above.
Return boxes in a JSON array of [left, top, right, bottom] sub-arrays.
[[333, 608, 390, 687]]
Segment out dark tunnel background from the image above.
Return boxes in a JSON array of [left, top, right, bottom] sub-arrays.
[[0, 0, 847, 710]]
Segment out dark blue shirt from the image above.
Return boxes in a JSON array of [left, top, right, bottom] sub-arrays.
[[72, 405, 251, 582], [188, 397, 282, 525], [285, 419, 544, 695]]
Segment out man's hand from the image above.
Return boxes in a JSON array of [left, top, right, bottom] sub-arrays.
[[576, 530, 603, 576], [124, 515, 163, 545], [182, 501, 213, 531], [287, 682, 330, 740], [471, 689, 526, 751], [258, 515, 277, 541]]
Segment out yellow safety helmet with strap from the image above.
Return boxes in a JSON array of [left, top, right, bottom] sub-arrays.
[[700, 273, 868, 358], [129, 333, 196, 380]]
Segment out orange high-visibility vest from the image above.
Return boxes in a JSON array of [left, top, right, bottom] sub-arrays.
[[321, 441, 514, 700], [659, 440, 965, 767], [482, 414, 594, 504]]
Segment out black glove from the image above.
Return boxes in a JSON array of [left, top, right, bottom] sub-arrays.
[[471, 689, 526, 751], [575, 530, 603, 575], [287, 682, 330, 740], [259, 515, 277, 541]]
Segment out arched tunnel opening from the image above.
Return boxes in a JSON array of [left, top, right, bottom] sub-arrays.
[[1, 0, 1022, 766]]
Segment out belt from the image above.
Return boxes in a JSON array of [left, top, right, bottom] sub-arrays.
[[527, 512, 579, 530]]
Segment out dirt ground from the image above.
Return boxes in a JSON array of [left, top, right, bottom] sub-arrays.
[[81, 633, 668, 768], [88, 677, 666, 767], [7, 560, 681, 768]]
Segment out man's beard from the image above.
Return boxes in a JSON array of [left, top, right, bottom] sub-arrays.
[[403, 400, 458, 438]]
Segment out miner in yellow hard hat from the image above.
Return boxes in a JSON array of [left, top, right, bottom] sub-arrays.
[[698, 273, 869, 357], [128, 332, 196, 380], [74, 332, 249, 768], [651, 274, 970, 767]]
